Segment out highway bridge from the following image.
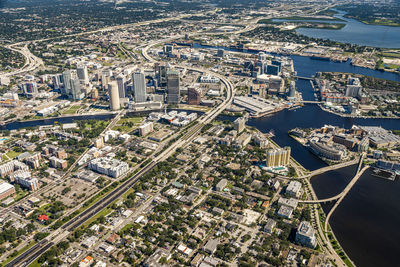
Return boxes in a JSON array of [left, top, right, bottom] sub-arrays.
[[300, 155, 365, 205], [324, 154, 368, 232]]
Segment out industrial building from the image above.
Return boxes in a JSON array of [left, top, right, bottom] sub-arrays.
[[233, 96, 278, 116]]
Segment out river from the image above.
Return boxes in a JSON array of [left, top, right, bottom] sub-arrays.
[[296, 10, 400, 48], [242, 54, 400, 267]]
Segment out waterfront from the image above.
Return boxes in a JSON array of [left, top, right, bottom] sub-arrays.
[[247, 77, 400, 267], [193, 43, 400, 82], [296, 10, 400, 48]]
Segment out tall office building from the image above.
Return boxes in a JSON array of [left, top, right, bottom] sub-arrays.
[[62, 70, 72, 95], [265, 147, 291, 167], [70, 78, 83, 100], [158, 64, 168, 87], [163, 44, 174, 55], [108, 82, 120, 111], [101, 70, 112, 89], [266, 65, 280, 76], [52, 74, 63, 90], [132, 70, 146, 103], [233, 117, 246, 134], [166, 70, 180, 104], [62, 70, 82, 100], [187, 87, 201, 105], [116, 75, 126, 99], [77, 65, 89, 85]]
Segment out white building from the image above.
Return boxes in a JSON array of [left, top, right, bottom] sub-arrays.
[[88, 157, 129, 178], [286, 180, 302, 198], [0, 160, 29, 178], [14, 171, 39, 191], [138, 122, 154, 136], [295, 221, 317, 248]]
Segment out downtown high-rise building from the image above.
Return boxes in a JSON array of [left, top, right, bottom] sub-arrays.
[[132, 70, 146, 103], [166, 70, 180, 104], [108, 82, 120, 111], [158, 64, 168, 87], [62, 70, 72, 95], [77, 65, 89, 85], [116, 75, 127, 99], [62, 70, 83, 100]]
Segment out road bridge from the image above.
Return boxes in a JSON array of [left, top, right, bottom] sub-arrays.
[[295, 76, 313, 80], [323, 153, 367, 233], [307, 159, 359, 177], [300, 155, 365, 205]]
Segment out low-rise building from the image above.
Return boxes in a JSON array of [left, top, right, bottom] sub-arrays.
[[286, 181, 302, 198], [277, 205, 293, 219], [204, 239, 219, 254], [50, 156, 68, 169], [0, 182, 16, 201], [215, 179, 227, 191], [264, 218, 277, 234]]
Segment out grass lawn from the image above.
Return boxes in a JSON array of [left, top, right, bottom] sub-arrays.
[[2, 150, 22, 161], [62, 105, 81, 115], [81, 207, 112, 228], [28, 260, 41, 267], [112, 117, 144, 132]]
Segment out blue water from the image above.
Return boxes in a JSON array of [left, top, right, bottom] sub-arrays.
[[193, 43, 400, 82], [296, 10, 400, 48], [273, 18, 344, 24]]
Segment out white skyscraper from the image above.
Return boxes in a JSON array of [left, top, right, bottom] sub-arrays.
[[132, 70, 146, 103], [116, 75, 126, 99], [108, 82, 120, 111], [62, 70, 72, 95], [77, 65, 89, 85], [71, 78, 83, 100], [62, 70, 82, 100]]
